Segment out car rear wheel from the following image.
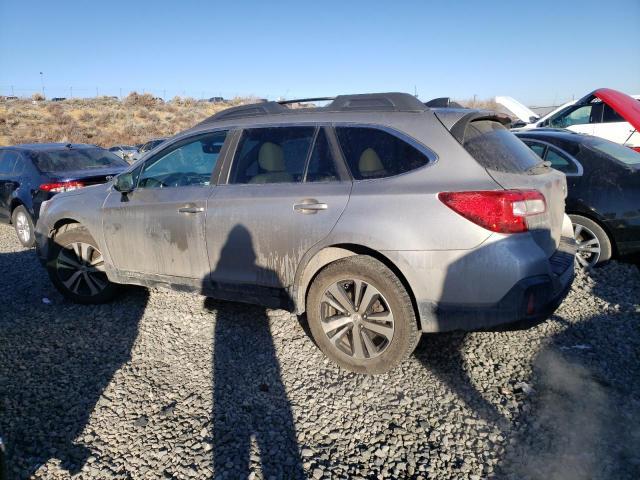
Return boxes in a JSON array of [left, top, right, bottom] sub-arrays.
[[12, 206, 35, 248], [307, 255, 420, 374], [47, 226, 118, 304], [570, 215, 612, 268]]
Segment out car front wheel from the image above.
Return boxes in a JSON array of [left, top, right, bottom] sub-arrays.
[[307, 255, 420, 374], [47, 226, 118, 304]]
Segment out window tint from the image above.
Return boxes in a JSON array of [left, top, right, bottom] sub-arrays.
[[602, 104, 625, 123], [305, 129, 339, 182], [525, 141, 546, 158], [336, 127, 430, 180], [549, 105, 592, 128], [545, 147, 578, 174], [462, 120, 542, 173], [586, 138, 640, 166], [138, 131, 227, 188], [230, 127, 315, 184], [32, 148, 127, 173], [0, 151, 19, 175]]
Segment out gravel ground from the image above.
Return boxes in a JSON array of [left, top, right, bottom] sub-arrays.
[[0, 223, 639, 480]]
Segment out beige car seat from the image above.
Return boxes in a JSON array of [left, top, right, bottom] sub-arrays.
[[249, 142, 294, 184], [359, 148, 387, 178]]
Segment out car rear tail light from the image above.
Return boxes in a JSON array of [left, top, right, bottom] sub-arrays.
[[438, 190, 546, 234], [39, 181, 85, 193]]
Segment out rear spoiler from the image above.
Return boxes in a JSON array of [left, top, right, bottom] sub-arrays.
[[433, 110, 512, 144]]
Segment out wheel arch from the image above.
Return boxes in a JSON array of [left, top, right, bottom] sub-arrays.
[[9, 198, 24, 222], [294, 243, 422, 330]]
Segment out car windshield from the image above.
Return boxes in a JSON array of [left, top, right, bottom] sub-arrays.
[[32, 148, 128, 172], [586, 139, 640, 166]]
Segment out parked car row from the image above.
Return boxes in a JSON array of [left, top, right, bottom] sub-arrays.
[[109, 137, 167, 163], [502, 88, 640, 151]]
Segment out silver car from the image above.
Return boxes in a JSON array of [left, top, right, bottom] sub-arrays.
[[35, 93, 575, 373]]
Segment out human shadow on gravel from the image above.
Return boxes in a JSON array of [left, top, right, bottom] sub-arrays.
[[0, 249, 148, 479], [204, 225, 304, 479], [414, 332, 505, 427], [499, 263, 640, 480]]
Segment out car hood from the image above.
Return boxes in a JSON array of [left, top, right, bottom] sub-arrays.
[[495, 96, 540, 123]]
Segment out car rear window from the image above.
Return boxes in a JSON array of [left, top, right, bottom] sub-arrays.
[[335, 126, 432, 180], [32, 148, 128, 173], [462, 120, 543, 173], [586, 139, 640, 166]]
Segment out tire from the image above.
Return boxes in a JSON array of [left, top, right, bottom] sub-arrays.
[[570, 214, 612, 268], [306, 255, 420, 374], [47, 226, 118, 304], [12, 205, 35, 248]]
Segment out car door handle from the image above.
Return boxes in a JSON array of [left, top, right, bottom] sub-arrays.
[[293, 200, 328, 214], [178, 206, 205, 214]]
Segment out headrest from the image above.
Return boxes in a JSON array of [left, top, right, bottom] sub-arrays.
[[258, 142, 285, 172], [359, 147, 384, 173]]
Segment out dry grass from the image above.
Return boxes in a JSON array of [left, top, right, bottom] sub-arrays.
[[0, 92, 253, 147]]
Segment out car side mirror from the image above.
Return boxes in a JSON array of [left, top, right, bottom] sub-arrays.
[[114, 172, 135, 193]]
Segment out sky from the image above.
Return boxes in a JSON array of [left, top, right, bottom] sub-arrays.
[[1, 0, 639, 106]]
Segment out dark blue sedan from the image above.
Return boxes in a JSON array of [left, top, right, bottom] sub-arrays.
[[0, 143, 128, 246]]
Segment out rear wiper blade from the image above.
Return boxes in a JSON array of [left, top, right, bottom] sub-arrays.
[[526, 160, 552, 173]]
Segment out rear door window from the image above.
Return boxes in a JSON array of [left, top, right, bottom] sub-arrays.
[[462, 120, 542, 173], [305, 129, 339, 182], [230, 127, 315, 184], [335, 126, 432, 180], [0, 151, 19, 175], [545, 147, 579, 174]]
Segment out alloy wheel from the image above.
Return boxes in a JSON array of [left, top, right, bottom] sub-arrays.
[[320, 279, 395, 359], [56, 242, 108, 296], [573, 223, 601, 268], [15, 212, 31, 244]]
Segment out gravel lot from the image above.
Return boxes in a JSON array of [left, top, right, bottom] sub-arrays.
[[0, 223, 638, 479]]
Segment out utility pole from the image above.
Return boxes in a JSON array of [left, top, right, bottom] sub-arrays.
[[10, 85, 14, 96], [473, 94, 477, 106], [163, 89, 166, 100], [119, 88, 122, 99], [96, 87, 99, 97], [70, 86, 73, 98], [39, 72, 45, 97]]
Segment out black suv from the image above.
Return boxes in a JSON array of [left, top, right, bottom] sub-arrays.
[[0, 144, 127, 247]]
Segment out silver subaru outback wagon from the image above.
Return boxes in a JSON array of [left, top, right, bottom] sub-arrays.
[[35, 93, 575, 374]]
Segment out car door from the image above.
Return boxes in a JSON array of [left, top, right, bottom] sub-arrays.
[[206, 125, 351, 298], [101, 130, 229, 280], [0, 151, 19, 222]]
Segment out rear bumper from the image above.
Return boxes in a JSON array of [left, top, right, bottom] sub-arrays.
[[418, 237, 576, 332]]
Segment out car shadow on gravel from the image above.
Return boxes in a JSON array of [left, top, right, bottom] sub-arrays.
[[499, 263, 640, 480], [203, 225, 304, 479], [0, 249, 148, 479]]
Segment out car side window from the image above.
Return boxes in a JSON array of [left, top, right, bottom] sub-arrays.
[[0, 151, 18, 175], [524, 141, 546, 158], [335, 126, 431, 180], [305, 129, 339, 182], [230, 126, 315, 184], [549, 105, 593, 128], [602, 104, 625, 123], [545, 147, 579, 175], [138, 131, 227, 189]]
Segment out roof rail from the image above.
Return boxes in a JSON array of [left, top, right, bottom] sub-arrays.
[[277, 97, 335, 105], [200, 92, 427, 124]]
